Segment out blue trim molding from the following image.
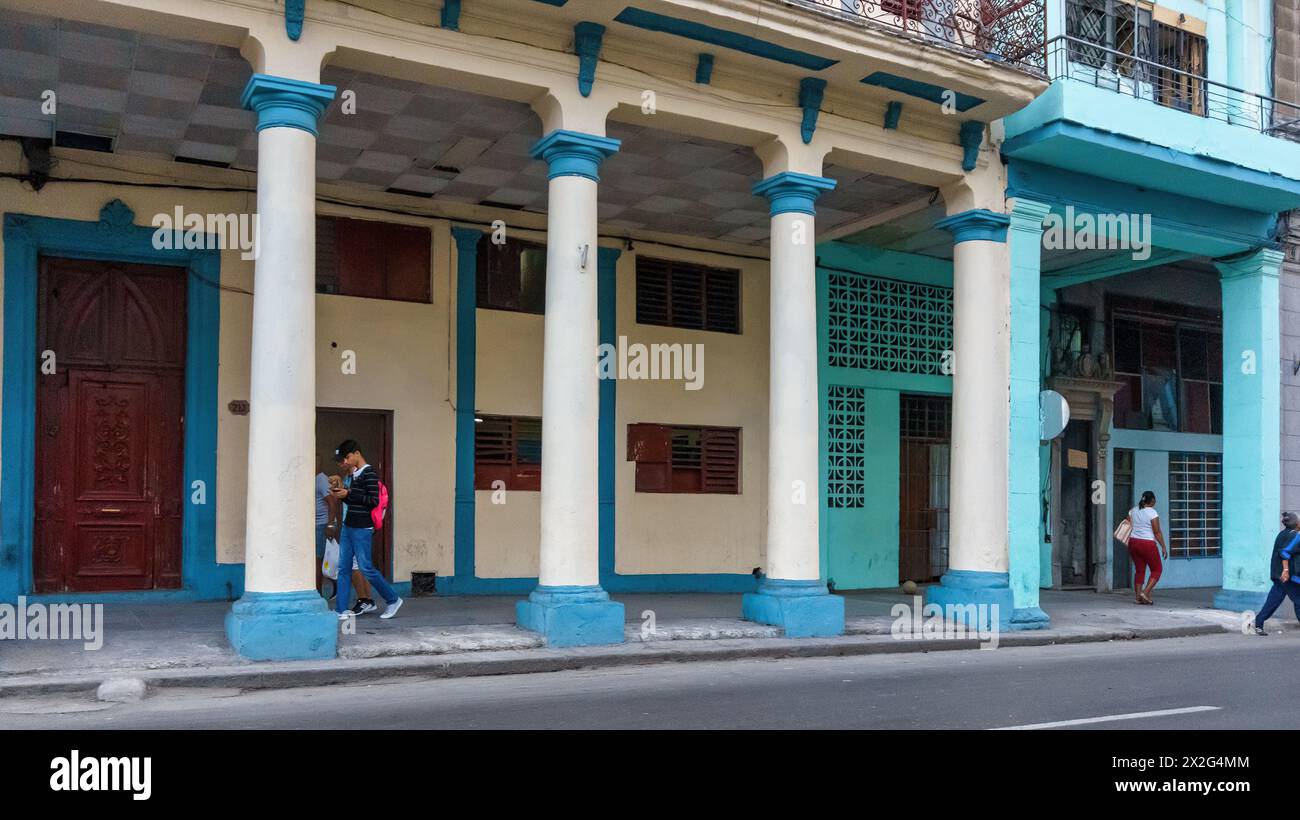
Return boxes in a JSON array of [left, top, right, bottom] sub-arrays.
[[1, 201, 235, 603], [241, 74, 336, 136], [695, 52, 715, 84], [935, 208, 1010, 243], [451, 227, 481, 591], [884, 100, 903, 130], [225, 589, 336, 660], [861, 72, 984, 111], [613, 8, 837, 70], [742, 578, 845, 637], [530, 130, 621, 181], [441, 0, 462, 30], [516, 584, 625, 647], [597, 247, 620, 582], [574, 22, 605, 97], [959, 121, 984, 171], [752, 171, 837, 216], [798, 78, 826, 144], [285, 0, 305, 40]]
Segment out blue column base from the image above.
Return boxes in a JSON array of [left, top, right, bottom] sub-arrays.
[[742, 579, 845, 637], [516, 585, 625, 647], [1214, 587, 1268, 613], [924, 570, 1015, 629], [1010, 606, 1051, 630], [225, 589, 338, 661]]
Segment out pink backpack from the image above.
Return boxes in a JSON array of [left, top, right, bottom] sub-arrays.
[[371, 480, 389, 530]]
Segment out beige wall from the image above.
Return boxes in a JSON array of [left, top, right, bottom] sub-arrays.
[[470, 230, 770, 580], [1, 141, 771, 590], [613, 246, 769, 575], [0, 144, 457, 584]]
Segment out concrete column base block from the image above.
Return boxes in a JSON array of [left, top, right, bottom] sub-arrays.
[[516, 585, 625, 647], [742, 578, 845, 637], [1010, 606, 1051, 630], [1214, 587, 1268, 613], [225, 589, 338, 661], [925, 570, 1015, 629]]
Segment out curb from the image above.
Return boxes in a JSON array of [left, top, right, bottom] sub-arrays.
[[0, 622, 1232, 700]]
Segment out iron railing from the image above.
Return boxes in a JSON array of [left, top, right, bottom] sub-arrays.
[[791, 0, 1047, 73], [1047, 35, 1300, 137]]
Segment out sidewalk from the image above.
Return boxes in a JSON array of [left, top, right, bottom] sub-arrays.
[[0, 587, 1287, 699]]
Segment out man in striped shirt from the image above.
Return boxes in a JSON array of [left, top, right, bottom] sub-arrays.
[[330, 439, 403, 620]]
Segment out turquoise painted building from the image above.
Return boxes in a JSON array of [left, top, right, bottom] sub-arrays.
[[816, 0, 1300, 618]]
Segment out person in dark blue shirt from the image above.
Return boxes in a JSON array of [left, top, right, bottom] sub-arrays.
[[1252, 511, 1300, 636]]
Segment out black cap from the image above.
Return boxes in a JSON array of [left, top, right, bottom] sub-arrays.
[[334, 439, 359, 463]]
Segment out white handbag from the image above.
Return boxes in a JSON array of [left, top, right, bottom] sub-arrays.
[[321, 537, 341, 580], [1113, 519, 1132, 546]]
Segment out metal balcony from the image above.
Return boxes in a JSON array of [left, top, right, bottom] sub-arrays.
[[1047, 35, 1300, 138], [787, 0, 1048, 73]]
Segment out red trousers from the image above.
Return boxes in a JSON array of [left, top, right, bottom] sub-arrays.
[[1128, 537, 1162, 587]]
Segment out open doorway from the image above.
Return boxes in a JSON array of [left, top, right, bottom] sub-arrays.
[[316, 408, 393, 581], [898, 394, 951, 583], [1057, 419, 1094, 587]]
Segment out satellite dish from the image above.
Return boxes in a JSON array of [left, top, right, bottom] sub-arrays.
[[1040, 389, 1070, 440]]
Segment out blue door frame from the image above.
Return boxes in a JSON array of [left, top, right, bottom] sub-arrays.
[[1, 200, 238, 603]]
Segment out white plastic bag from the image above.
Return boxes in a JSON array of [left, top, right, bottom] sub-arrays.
[[321, 537, 341, 580]]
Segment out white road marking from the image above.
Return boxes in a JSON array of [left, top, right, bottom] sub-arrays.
[[992, 706, 1221, 730]]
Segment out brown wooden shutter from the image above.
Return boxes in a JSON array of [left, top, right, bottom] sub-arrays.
[[475, 416, 514, 490], [701, 427, 741, 494], [382, 222, 432, 303], [315, 216, 339, 294], [704, 267, 741, 333], [628, 423, 672, 492], [334, 216, 387, 300], [636, 258, 671, 326]]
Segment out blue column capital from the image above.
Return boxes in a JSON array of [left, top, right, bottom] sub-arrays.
[[451, 226, 482, 254], [530, 130, 621, 181], [241, 74, 336, 136], [752, 171, 837, 217], [1214, 247, 1285, 281], [1008, 197, 1052, 231], [597, 245, 622, 272], [935, 208, 1011, 243]]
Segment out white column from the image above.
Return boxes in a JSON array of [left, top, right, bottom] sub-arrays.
[[949, 236, 1011, 575], [926, 208, 1017, 629], [743, 171, 844, 638], [242, 125, 319, 594], [515, 130, 625, 647], [226, 74, 336, 661], [765, 210, 822, 581]]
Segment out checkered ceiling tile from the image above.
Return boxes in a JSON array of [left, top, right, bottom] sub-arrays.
[[0, 9, 936, 245]]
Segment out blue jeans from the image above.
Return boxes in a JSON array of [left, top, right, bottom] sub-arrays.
[[1255, 579, 1300, 628], [315, 523, 328, 558], [335, 525, 398, 613]]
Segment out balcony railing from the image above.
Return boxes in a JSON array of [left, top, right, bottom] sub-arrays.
[[1047, 35, 1300, 137], [791, 0, 1047, 73]]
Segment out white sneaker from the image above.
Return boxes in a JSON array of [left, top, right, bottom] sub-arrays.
[[337, 611, 353, 622], [380, 598, 403, 619]]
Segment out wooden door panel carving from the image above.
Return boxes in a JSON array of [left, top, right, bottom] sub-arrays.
[[35, 257, 187, 592]]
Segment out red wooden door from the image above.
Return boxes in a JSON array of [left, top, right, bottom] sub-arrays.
[[35, 257, 186, 592]]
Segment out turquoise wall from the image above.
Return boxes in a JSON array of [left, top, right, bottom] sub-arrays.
[[815, 242, 952, 591]]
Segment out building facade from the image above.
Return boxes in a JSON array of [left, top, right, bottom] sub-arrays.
[[0, 0, 1296, 660]]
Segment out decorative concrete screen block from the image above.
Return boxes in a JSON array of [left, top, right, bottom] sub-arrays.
[[826, 385, 867, 509], [826, 271, 953, 374]]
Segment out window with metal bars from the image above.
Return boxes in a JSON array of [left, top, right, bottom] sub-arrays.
[[635, 257, 741, 334], [627, 423, 741, 493], [474, 415, 542, 490], [1167, 452, 1222, 557], [1065, 0, 1207, 113], [1111, 309, 1221, 434]]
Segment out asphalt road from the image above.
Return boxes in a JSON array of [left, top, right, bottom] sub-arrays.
[[2, 632, 1297, 730]]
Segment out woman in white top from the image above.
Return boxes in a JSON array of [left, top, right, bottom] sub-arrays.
[[1124, 491, 1168, 605]]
